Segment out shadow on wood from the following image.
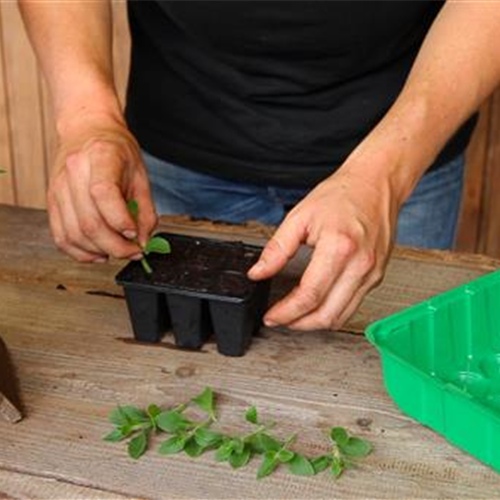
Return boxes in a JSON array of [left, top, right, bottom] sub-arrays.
[[0, 334, 22, 422]]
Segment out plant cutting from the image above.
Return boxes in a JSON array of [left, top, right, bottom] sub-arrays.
[[104, 387, 373, 480], [126, 199, 171, 274]]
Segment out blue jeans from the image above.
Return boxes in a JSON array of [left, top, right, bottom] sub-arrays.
[[144, 151, 465, 250]]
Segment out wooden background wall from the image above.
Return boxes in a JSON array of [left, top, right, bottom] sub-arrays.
[[0, 1, 499, 257]]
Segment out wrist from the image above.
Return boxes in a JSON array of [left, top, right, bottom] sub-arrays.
[[54, 80, 124, 140], [340, 91, 438, 205]]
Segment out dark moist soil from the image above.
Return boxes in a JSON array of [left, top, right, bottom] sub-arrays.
[[116, 233, 263, 301]]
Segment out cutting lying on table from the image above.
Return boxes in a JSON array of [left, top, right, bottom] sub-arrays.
[[104, 387, 373, 480]]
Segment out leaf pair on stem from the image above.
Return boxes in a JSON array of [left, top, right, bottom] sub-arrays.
[[126, 199, 171, 274]]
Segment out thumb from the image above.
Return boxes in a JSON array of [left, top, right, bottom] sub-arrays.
[[248, 216, 305, 280]]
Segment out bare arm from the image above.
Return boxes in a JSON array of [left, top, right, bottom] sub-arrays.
[[250, 1, 500, 330], [20, 1, 156, 262]]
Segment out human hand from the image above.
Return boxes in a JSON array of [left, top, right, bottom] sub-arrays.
[[248, 163, 401, 331], [47, 112, 157, 263]]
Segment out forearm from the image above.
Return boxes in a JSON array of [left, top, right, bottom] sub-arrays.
[[344, 1, 500, 203], [19, 0, 122, 136]]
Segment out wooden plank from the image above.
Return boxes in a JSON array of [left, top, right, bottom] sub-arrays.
[[456, 103, 491, 253], [0, 2, 47, 208], [40, 77, 57, 177], [0, 6, 16, 205], [112, 0, 130, 108], [0, 469, 135, 500], [1, 279, 500, 499], [478, 91, 500, 257]]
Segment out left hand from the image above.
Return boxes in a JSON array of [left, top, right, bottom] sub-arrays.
[[248, 163, 401, 331]]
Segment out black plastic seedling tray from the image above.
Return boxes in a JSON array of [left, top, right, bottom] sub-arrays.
[[115, 233, 271, 356]]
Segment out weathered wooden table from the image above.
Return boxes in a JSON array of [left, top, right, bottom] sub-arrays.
[[2, 204, 500, 499]]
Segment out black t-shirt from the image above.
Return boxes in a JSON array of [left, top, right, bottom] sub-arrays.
[[125, 1, 476, 188]]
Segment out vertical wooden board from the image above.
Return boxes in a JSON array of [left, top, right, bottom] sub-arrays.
[[112, 0, 131, 109], [479, 90, 500, 257], [1, 2, 47, 208], [40, 77, 57, 176], [0, 5, 16, 205], [456, 103, 491, 253]]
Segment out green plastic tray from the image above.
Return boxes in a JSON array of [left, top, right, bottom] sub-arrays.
[[366, 269, 500, 472]]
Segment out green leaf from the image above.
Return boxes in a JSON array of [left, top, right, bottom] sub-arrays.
[[184, 437, 206, 458], [250, 433, 282, 454], [147, 404, 161, 429], [311, 455, 332, 474], [194, 428, 224, 448], [103, 428, 127, 443], [127, 199, 139, 221], [128, 430, 148, 460], [191, 387, 216, 420], [156, 410, 192, 433], [245, 406, 258, 425], [257, 451, 279, 479], [229, 446, 252, 469], [339, 437, 373, 458], [331, 456, 344, 478], [147, 404, 162, 419], [277, 449, 295, 463], [145, 236, 171, 255], [286, 453, 315, 476], [109, 405, 148, 427], [330, 426, 349, 446], [215, 439, 235, 462], [231, 438, 245, 455], [159, 435, 186, 455]]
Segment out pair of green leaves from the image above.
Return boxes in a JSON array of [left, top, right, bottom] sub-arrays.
[[126, 199, 171, 274], [315, 426, 373, 479], [103, 403, 162, 459], [105, 388, 216, 460], [104, 387, 373, 481]]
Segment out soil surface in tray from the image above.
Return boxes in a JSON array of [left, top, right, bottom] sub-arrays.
[[116, 233, 263, 301]]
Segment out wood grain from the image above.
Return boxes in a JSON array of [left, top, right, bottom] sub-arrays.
[[1, 205, 500, 498], [0, 2, 46, 208], [0, 6, 16, 205], [456, 103, 491, 253], [478, 92, 500, 256]]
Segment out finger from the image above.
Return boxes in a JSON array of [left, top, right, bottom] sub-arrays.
[[68, 151, 143, 259], [248, 213, 305, 280], [131, 170, 158, 246], [87, 141, 137, 238], [48, 192, 104, 263], [56, 182, 107, 258], [286, 252, 377, 331], [262, 234, 355, 326]]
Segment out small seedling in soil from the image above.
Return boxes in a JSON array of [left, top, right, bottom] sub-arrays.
[[126, 199, 171, 274], [104, 387, 373, 480]]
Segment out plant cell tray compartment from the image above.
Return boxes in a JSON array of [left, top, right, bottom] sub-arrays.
[[115, 233, 271, 356], [366, 269, 500, 473]]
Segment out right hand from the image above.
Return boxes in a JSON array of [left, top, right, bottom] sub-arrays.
[[48, 112, 157, 263]]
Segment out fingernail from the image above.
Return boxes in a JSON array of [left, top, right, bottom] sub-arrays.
[[131, 253, 143, 261], [94, 257, 108, 263], [250, 262, 265, 275], [264, 318, 278, 327], [123, 230, 137, 240]]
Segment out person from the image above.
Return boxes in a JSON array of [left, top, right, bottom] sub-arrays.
[[20, 1, 500, 331]]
